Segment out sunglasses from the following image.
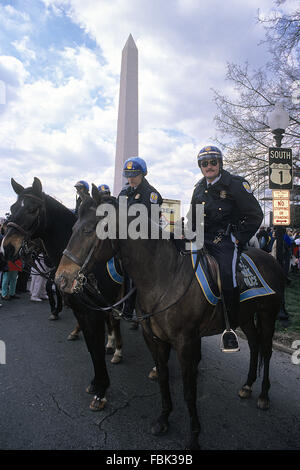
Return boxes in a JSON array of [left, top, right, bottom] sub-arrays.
[[200, 159, 219, 168]]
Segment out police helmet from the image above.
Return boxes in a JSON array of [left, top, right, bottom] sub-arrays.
[[74, 180, 89, 191], [98, 184, 111, 195], [123, 157, 147, 178], [197, 146, 223, 167]]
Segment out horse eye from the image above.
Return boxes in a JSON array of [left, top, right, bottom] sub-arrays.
[[28, 206, 38, 214]]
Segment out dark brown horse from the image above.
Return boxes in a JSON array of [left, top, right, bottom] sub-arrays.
[[55, 187, 285, 450], [1, 178, 124, 410]]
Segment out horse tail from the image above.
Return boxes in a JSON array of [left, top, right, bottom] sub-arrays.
[[255, 313, 264, 376]]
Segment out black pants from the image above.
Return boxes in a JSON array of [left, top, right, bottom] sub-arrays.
[[205, 232, 241, 328], [205, 233, 242, 290]]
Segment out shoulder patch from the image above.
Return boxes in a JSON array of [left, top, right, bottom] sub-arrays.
[[150, 192, 158, 203], [242, 181, 252, 193]]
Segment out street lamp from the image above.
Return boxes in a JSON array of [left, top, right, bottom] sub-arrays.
[[268, 102, 290, 147], [268, 102, 290, 321]]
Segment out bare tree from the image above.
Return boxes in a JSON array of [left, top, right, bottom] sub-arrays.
[[212, 0, 300, 212]]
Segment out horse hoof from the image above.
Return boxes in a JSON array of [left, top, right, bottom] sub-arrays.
[[86, 383, 96, 395], [151, 420, 168, 436], [257, 398, 270, 410], [48, 314, 59, 321], [238, 385, 252, 399], [106, 347, 114, 355], [111, 354, 122, 364], [67, 333, 79, 341], [89, 396, 107, 411], [148, 368, 158, 381]]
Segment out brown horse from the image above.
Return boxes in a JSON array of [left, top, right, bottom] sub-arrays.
[[1, 178, 124, 410], [55, 186, 285, 450]]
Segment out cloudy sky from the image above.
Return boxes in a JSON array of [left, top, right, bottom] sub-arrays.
[[0, 0, 294, 217]]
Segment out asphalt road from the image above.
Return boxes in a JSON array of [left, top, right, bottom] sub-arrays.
[[0, 292, 299, 452]]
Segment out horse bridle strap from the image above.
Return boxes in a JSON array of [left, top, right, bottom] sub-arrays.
[[7, 193, 46, 239], [7, 222, 28, 236], [63, 240, 98, 272]]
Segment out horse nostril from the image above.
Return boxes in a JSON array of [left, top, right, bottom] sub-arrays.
[[58, 275, 67, 289]]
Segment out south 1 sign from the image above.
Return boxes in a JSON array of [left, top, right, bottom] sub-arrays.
[[269, 147, 293, 190]]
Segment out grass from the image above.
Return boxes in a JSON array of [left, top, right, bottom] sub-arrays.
[[274, 268, 300, 348]]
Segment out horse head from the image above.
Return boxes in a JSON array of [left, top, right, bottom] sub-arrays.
[[1, 177, 46, 260], [55, 185, 116, 294]]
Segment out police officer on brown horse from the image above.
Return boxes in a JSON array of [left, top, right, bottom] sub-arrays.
[[190, 145, 263, 352], [118, 156, 163, 321]]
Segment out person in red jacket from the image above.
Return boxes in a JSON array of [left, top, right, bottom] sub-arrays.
[[1, 259, 22, 300]]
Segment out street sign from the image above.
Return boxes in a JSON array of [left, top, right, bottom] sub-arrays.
[[272, 190, 290, 226], [269, 147, 293, 190]]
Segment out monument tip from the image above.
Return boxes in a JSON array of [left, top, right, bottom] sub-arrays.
[[124, 33, 137, 50]]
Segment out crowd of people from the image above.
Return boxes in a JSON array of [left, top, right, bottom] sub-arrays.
[[251, 225, 300, 275]]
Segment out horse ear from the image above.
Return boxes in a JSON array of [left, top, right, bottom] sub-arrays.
[[32, 177, 43, 195], [91, 183, 102, 205], [11, 178, 24, 195]]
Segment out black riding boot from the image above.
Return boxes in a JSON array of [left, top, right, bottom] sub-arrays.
[[220, 288, 240, 353]]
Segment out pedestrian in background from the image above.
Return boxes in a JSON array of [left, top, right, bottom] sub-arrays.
[[1, 259, 22, 301]]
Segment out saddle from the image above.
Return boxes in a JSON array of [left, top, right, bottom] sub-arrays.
[[189, 243, 275, 304]]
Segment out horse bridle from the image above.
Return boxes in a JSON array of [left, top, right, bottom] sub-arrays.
[[63, 240, 99, 293], [5, 193, 53, 279], [7, 193, 46, 241]]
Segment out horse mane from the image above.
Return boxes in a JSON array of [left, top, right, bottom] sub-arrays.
[[44, 193, 77, 225]]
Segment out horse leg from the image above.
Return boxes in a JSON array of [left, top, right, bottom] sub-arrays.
[[67, 323, 81, 341], [142, 330, 172, 435], [239, 317, 260, 399], [73, 310, 110, 410], [110, 317, 123, 364], [256, 314, 276, 410], [105, 313, 115, 355], [176, 338, 202, 450]]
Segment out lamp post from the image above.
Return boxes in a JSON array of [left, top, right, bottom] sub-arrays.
[[268, 102, 290, 321], [268, 102, 290, 267]]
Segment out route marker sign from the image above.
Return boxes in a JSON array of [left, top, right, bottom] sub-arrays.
[[269, 147, 293, 190]]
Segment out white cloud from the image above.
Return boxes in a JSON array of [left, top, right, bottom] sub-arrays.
[[0, 0, 286, 216]]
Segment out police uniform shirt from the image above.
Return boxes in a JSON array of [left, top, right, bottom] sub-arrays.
[[190, 169, 263, 245], [118, 177, 163, 215]]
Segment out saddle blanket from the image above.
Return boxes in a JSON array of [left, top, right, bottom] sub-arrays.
[[190, 243, 275, 305], [106, 257, 124, 285]]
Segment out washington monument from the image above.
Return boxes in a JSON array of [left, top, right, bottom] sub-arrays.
[[113, 34, 138, 196]]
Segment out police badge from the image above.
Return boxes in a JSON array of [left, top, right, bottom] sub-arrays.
[[135, 193, 141, 199], [220, 190, 227, 199], [150, 192, 158, 203]]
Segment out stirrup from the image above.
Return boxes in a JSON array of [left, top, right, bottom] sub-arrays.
[[220, 329, 240, 353]]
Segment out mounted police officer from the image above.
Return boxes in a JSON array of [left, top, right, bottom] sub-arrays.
[[74, 180, 90, 217], [190, 145, 263, 352], [98, 184, 111, 196], [118, 157, 163, 321]]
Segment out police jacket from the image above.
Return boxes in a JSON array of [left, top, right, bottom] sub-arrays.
[[190, 169, 263, 245], [118, 177, 163, 216]]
